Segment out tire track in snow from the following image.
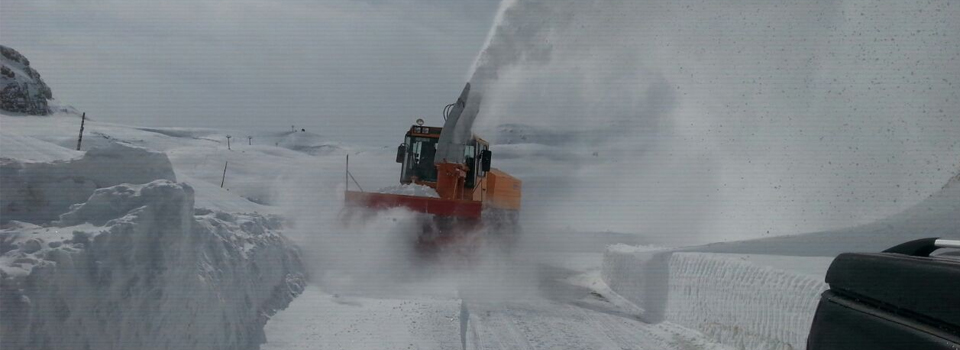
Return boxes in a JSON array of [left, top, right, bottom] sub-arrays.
[[585, 311, 661, 349], [466, 300, 724, 350], [462, 269, 737, 350], [494, 309, 539, 350]]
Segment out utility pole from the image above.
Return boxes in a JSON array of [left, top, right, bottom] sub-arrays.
[[248, 136, 252, 145], [221, 161, 228, 188], [226, 135, 232, 150], [76, 112, 86, 150]]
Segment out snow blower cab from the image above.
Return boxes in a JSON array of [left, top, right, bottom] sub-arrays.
[[343, 83, 521, 251], [397, 123, 490, 196]]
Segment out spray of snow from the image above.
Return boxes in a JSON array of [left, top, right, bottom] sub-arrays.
[[467, 0, 960, 244], [270, 152, 428, 296], [268, 152, 554, 306]]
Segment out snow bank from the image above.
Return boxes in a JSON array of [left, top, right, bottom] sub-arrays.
[[0, 180, 305, 350], [602, 249, 829, 350], [377, 183, 440, 198], [600, 245, 672, 323], [1, 142, 177, 225], [666, 253, 827, 350]]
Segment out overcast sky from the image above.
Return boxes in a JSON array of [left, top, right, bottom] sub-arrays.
[[2, 0, 500, 145]]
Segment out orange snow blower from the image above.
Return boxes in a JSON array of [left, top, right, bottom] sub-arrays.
[[343, 83, 521, 250]]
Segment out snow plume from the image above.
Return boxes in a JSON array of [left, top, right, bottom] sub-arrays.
[[272, 153, 543, 301], [271, 153, 429, 296], [304, 206, 427, 295], [279, 180, 534, 300], [469, 0, 960, 244]]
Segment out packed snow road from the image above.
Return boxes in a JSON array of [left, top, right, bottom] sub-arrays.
[[262, 286, 463, 350], [463, 264, 731, 350], [262, 248, 731, 350], [466, 301, 728, 350]]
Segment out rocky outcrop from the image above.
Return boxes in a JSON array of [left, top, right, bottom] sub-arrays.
[[0, 45, 54, 115]]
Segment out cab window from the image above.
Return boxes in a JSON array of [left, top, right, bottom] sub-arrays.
[[400, 136, 439, 183], [464, 144, 478, 188]]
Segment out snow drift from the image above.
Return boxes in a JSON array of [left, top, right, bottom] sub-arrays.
[[0, 142, 305, 350]]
